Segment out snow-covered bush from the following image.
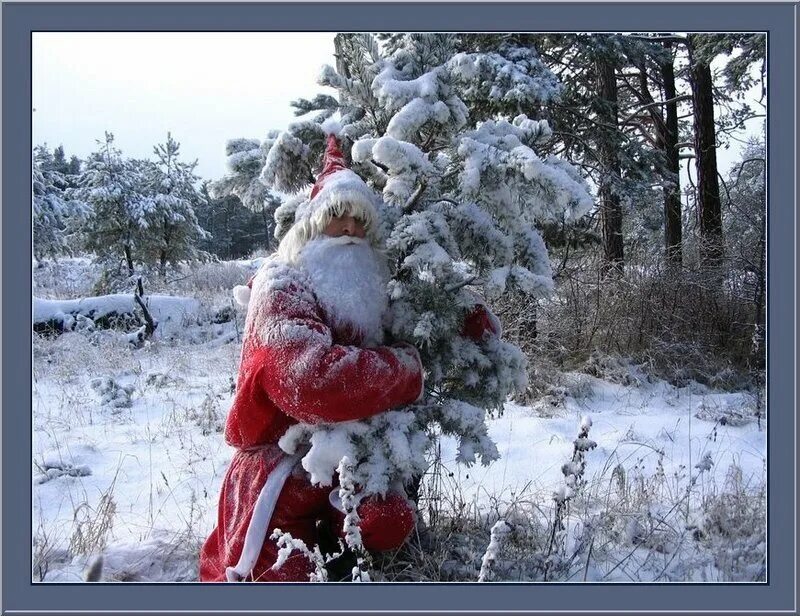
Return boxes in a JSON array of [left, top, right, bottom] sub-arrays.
[[477, 520, 511, 582], [90, 376, 133, 411]]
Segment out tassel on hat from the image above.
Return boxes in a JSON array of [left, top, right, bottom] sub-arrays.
[[233, 275, 255, 308]]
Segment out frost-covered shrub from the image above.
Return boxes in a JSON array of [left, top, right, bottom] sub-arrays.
[[699, 465, 766, 581], [582, 351, 649, 387], [187, 394, 224, 436], [694, 399, 757, 427], [145, 371, 185, 390], [90, 377, 133, 411], [534, 244, 762, 388], [33, 257, 102, 299]]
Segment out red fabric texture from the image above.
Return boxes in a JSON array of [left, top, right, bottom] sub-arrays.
[[200, 267, 423, 582], [329, 492, 417, 553], [309, 134, 348, 201], [461, 303, 500, 341]]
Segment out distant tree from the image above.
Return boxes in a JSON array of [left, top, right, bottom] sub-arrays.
[[140, 134, 209, 277], [685, 33, 765, 270], [196, 182, 272, 259], [52, 145, 70, 175], [33, 145, 85, 261], [521, 34, 674, 272], [723, 131, 765, 357], [211, 135, 284, 254], [67, 155, 82, 177], [687, 35, 724, 269], [74, 132, 153, 277]]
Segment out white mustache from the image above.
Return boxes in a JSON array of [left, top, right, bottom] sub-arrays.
[[319, 235, 368, 247]]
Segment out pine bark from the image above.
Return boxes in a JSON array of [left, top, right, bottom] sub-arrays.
[[595, 55, 624, 273], [124, 244, 135, 277], [661, 44, 683, 265], [689, 52, 724, 268]]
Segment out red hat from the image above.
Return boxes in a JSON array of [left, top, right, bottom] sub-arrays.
[[309, 134, 348, 201], [292, 126, 379, 226]]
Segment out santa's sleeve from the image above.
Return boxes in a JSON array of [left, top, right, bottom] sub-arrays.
[[254, 281, 424, 425]]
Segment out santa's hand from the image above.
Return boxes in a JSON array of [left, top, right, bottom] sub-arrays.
[[461, 303, 502, 342]]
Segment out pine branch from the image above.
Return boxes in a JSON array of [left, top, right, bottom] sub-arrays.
[[403, 181, 427, 212], [619, 95, 692, 129]]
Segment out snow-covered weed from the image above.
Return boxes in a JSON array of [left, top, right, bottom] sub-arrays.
[[189, 394, 225, 436], [33, 513, 67, 582], [372, 413, 764, 583], [698, 464, 766, 581], [269, 529, 343, 582], [68, 470, 119, 557], [478, 520, 512, 581]]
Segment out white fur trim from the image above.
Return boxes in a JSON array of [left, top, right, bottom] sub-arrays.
[[233, 285, 252, 308], [294, 170, 378, 224], [406, 345, 426, 402], [225, 453, 302, 582]]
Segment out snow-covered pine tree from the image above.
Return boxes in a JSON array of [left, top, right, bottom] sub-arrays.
[[33, 145, 86, 262], [211, 134, 283, 251], [140, 133, 209, 277], [74, 132, 154, 278], [264, 34, 593, 501]]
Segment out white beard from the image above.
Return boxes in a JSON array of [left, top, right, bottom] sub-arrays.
[[298, 235, 389, 347]]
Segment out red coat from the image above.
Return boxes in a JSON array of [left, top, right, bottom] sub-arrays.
[[200, 260, 423, 582]]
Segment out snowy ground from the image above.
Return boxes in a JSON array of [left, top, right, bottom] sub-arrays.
[[31, 259, 766, 583]]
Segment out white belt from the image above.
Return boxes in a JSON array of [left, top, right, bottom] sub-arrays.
[[225, 452, 302, 582]]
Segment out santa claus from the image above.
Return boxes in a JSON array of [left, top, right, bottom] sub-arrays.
[[199, 130, 500, 583]]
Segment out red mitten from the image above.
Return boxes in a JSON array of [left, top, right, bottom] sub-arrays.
[[461, 303, 501, 341], [329, 491, 415, 552]]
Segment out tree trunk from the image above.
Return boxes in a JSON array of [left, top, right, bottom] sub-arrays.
[[123, 244, 135, 277], [160, 219, 172, 279], [689, 46, 724, 269], [595, 55, 624, 273], [661, 43, 683, 265]]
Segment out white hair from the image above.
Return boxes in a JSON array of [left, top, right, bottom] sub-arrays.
[[275, 198, 381, 265]]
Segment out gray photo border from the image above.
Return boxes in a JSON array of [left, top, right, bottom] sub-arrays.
[[3, 2, 797, 614]]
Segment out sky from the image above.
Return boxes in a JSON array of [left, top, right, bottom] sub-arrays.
[[33, 32, 764, 186], [33, 32, 338, 181]]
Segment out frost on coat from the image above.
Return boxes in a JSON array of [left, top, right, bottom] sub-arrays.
[[200, 256, 425, 582], [228, 257, 424, 438]]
